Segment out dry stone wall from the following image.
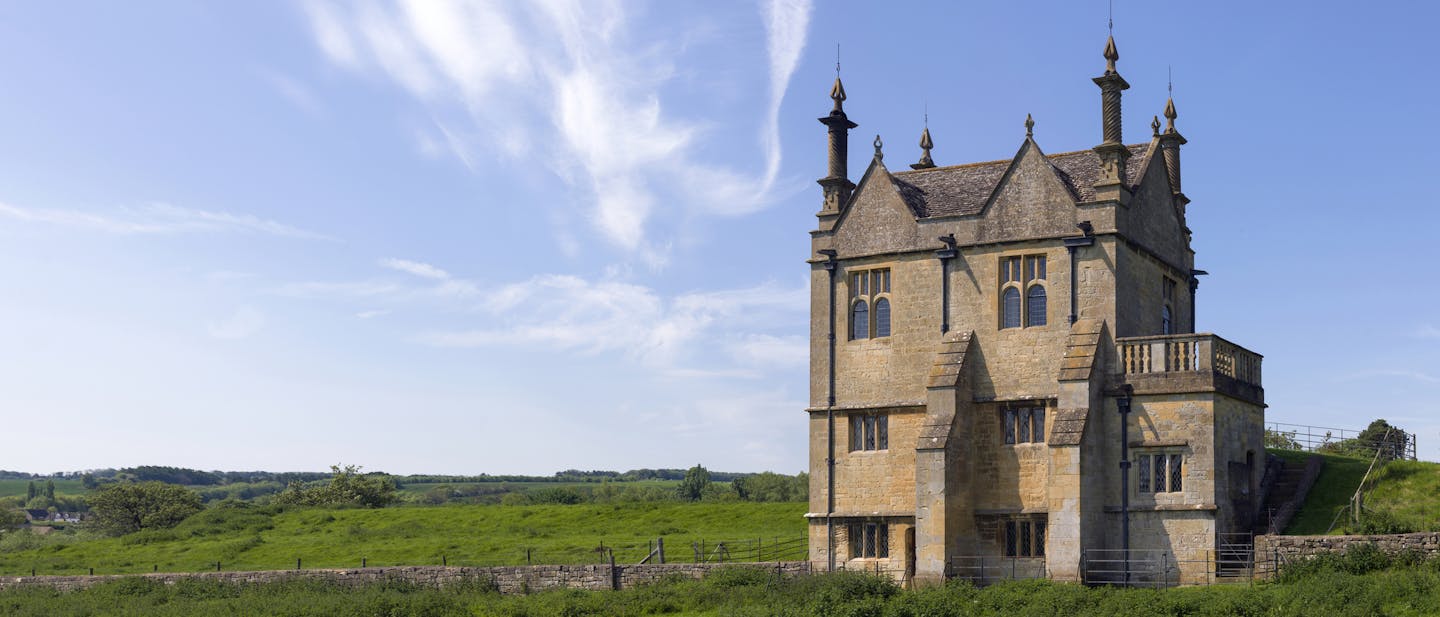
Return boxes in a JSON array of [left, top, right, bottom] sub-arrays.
[[0, 562, 811, 595], [1254, 533, 1440, 579]]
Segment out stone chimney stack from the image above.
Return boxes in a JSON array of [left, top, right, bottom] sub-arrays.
[[818, 77, 858, 215], [1091, 35, 1132, 199], [1159, 96, 1187, 197]]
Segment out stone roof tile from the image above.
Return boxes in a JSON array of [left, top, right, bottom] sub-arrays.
[[890, 143, 1150, 218]]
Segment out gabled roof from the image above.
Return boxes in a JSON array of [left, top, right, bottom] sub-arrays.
[[889, 143, 1151, 218]]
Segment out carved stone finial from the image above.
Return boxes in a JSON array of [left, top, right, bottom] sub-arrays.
[[1163, 96, 1178, 133], [1151, 115, 1161, 137], [1103, 35, 1119, 74], [1024, 113, 1035, 138], [912, 127, 935, 169], [830, 77, 847, 112], [873, 134, 884, 160]]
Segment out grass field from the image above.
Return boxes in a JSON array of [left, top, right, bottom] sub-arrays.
[[2, 557, 1439, 617], [0, 501, 807, 576], [0, 479, 85, 500]]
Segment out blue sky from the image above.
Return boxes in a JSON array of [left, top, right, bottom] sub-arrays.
[[0, 1, 1435, 475]]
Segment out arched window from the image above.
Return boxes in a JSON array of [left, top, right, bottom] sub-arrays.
[[874, 298, 891, 337], [1002, 288, 1021, 329], [851, 300, 869, 340], [1026, 285, 1047, 327], [1162, 305, 1173, 335]]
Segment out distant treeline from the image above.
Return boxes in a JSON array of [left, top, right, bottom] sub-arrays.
[[399, 468, 747, 486], [3, 466, 756, 487]]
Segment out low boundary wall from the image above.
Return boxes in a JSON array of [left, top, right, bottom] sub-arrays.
[[0, 561, 811, 594], [1255, 532, 1440, 578]]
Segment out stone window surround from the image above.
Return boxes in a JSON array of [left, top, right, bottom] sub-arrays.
[[846, 521, 890, 559], [1000, 400, 1051, 445], [1134, 448, 1186, 495], [999, 253, 1048, 330], [848, 411, 889, 452], [847, 266, 892, 340]]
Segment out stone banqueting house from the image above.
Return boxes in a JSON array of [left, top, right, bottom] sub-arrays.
[[805, 35, 1265, 586]]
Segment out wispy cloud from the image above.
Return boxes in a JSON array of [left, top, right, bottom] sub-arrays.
[[272, 281, 401, 298], [1416, 324, 1440, 340], [379, 257, 450, 280], [356, 309, 391, 320], [300, 0, 813, 259], [207, 306, 266, 340], [0, 201, 331, 240], [1343, 369, 1440, 384], [414, 273, 805, 369], [254, 67, 323, 115], [725, 334, 808, 369]]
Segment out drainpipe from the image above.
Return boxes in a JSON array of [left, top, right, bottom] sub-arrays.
[[818, 248, 839, 572], [935, 235, 957, 334], [1117, 383, 1134, 584], [1188, 269, 1207, 333], [1063, 221, 1095, 325]]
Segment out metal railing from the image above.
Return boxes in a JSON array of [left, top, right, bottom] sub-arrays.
[[1083, 537, 1254, 588], [1265, 422, 1417, 461], [1117, 333, 1263, 387], [947, 555, 1046, 585]]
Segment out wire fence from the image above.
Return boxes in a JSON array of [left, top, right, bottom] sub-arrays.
[[5, 535, 809, 578]]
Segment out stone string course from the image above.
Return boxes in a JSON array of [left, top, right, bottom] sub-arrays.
[[1254, 533, 1440, 579], [0, 561, 811, 594]]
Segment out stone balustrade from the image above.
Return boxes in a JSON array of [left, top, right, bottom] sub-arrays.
[[1117, 333, 1262, 387]]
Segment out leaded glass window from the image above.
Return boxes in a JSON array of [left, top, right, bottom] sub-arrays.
[[1026, 285, 1047, 326], [851, 300, 868, 340], [1002, 287, 1021, 329]]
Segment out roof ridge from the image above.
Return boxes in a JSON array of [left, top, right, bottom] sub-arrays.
[[892, 143, 1149, 176]]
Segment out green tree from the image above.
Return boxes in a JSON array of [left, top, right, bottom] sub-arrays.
[[1265, 427, 1303, 451], [88, 481, 203, 536], [0, 508, 26, 532], [44, 479, 55, 500], [678, 464, 710, 502], [25, 481, 36, 502], [273, 465, 397, 508]]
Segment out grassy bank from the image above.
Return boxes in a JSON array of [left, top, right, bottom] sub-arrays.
[[3, 557, 1439, 617], [0, 502, 806, 576], [1270, 449, 1369, 535], [1271, 449, 1440, 535]]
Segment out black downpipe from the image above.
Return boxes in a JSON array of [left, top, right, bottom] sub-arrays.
[[1188, 269, 1207, 334], [1117, 384, 1134, 584], [935, 235, 957, 333], [818, 249, 839, 572]]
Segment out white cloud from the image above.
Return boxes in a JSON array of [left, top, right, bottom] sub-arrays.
[[415, 273, 806, 369], [378, 257, 450, 280], [356, 309, 391, 319], [207, 306, 266, 340], [1416, 324, 1440, 340], [300, 0, 813, 257], [0, 201, 331, 240], [726, 334, 808, 369]]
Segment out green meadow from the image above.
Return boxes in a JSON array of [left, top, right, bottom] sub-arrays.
[[0, 501, 807, 576]]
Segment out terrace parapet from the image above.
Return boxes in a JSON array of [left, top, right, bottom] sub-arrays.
[[1115, 333, 1264, 405]]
